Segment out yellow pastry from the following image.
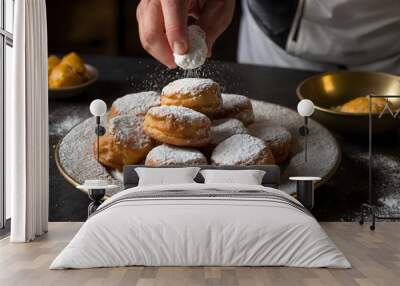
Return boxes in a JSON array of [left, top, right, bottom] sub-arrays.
[[340, 96, 394, 114], [61, 52, 87, 77], [48, 63, 83, 88]]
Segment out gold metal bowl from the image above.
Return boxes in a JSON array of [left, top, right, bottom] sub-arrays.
[[297, 71, 400, 134]]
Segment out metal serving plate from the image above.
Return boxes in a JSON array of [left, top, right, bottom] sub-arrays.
[[55, 100, 341, 197]]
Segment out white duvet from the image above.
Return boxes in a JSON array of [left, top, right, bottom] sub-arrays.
[[50, 183, 350, 269]]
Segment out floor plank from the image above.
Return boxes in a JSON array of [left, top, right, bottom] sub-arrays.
[[0, 222, 399, 286]]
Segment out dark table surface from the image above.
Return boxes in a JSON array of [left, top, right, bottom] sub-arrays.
[[49, 56, 400, 222]]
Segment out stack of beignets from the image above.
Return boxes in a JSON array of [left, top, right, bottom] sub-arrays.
[[94, 77, 294, 169]]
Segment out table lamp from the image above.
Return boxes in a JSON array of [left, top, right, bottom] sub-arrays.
[[290, 99, 320, 210], [297, 99, 315, 162], [90, 99, 107, 162], [76, 99, 119, 217]]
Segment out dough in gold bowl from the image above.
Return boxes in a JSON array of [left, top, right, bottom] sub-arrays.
[[340, 96, 394, 114]]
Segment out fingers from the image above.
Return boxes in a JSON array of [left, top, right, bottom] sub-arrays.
[[137, 0, 231, 67], [137, 0, 176, 68], [188, 0, 202, 19], [160, 0, 189, 55], [197, 0, 235, 57]]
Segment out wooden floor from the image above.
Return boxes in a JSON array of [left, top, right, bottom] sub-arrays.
[[0, 222, 399, 286]]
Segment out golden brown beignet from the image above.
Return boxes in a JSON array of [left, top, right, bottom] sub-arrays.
[[108, 91, 161, 120], [93, 115, 155, 170], [340, 96, 394, 113], [210, 118, 249, 145], [145, 144, 207, 166], [247, 122, 292, 164], [161, 78, 222, 115], [48, 63, 83, 88], [210, 93, 254, 125], [211, 134, 275, 166], [144, 106, 211, 147]]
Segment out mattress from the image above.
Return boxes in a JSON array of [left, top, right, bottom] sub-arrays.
[[50, 183, 350, 269]]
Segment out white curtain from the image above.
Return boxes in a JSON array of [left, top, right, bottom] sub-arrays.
[[8, 0, 49, 242]]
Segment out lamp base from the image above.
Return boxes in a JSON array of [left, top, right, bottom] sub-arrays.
[[87, 188, 106, 217], [296, 181, 314, 210], [289, 177, 321, 210]]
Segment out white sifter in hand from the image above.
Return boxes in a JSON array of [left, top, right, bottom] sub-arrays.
[[174, 25, 208, 70]]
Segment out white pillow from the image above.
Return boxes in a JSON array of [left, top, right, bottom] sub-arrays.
[[135, 167, 200, 186], [200, 169, 266, 185]]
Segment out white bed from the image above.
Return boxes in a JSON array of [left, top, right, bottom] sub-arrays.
[[50, 179, 350, 269]]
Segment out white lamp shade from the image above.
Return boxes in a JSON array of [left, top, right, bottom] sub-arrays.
[[90, 99, 107, 116], [297, 99, 315, 117]]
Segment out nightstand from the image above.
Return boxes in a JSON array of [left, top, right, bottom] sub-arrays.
[[77, 180, 119, 217], [289, 177, 321, 210]]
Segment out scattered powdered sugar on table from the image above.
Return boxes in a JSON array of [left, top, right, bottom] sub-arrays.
[[174, 25, 207, 70], [49, 104, 88, 136], [162, 78, 217, 95], [146, 144, 207, 165], [379, 195, 400, 209], [58, 100, 340, 196], [112, 91, 160, 116], [50, 113, 83, 136], [211, 134, 267, 165], [147, 105, 210, 124], [210, 118, 249, 144], [352, 152, 400, 215], [110, 115, 152, 149]]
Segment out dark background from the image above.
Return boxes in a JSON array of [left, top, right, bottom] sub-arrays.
[[46, 0, 242, 61]]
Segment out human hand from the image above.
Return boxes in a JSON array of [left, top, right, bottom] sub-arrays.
[[137, 0, 235, 68]]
